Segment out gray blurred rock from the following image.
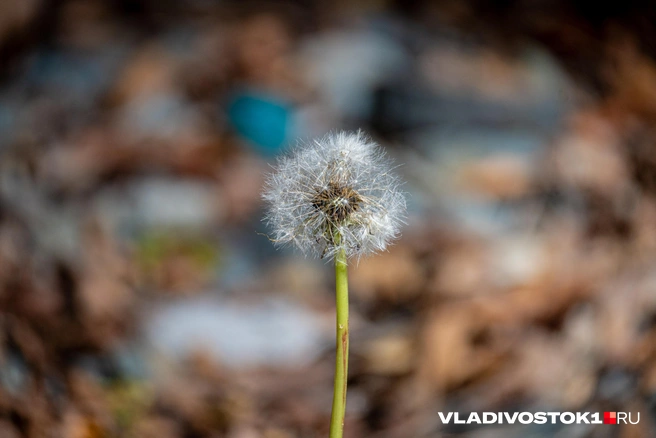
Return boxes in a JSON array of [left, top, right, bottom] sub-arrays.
[[145, 296, 326, 367]]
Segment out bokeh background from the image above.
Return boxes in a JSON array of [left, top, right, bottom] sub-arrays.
[[2, 1, 656, 437]]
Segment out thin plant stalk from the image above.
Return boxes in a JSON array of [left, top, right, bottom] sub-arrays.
[[262, 132, 406, 437], [330, 246, 349, 438]]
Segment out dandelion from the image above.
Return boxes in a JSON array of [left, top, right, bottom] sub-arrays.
[[262, 131, 406, 261], [262, 131, 406, 438]]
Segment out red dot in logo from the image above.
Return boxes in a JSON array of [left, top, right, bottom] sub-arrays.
[[604, 412, 617, 424]]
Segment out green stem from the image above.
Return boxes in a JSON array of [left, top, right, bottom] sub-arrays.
[[329, 247, 349, 438]]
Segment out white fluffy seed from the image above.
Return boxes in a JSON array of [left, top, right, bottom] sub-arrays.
[[262, 131, 406, 260]]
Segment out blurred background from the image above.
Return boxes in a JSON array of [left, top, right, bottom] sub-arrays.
[[1, 0, 656, 437]]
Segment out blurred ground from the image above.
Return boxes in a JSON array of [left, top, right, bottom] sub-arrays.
[[1, 1, 656, 437]]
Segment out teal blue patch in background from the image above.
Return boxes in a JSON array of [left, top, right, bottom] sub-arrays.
[[227, 91, 292, 157]]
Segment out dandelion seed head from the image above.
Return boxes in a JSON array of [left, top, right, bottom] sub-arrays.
[[262, 131, 406, 260]]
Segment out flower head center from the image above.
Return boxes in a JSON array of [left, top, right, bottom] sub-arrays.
[[312, 182, 362, 223]]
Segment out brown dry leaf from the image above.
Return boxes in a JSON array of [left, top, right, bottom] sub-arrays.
[[228, 426, 260, 438], [431, 239, 488, 298], [514, 333, 595, 408], [595, 272, 656, 367], [60, 408, 105, 438], [618, 405, 651, 438], [8, 318, 47, 371], [219, 155, 268, 223], [458, 154, 533, 199], [111, 44, 178, 104], [362, 333, 414, 376], [57, 0, 117, 50], [0, 0, 38, 44], [78, 221, 134, 346], [233, 14, 302, 95], [350, 245, 423, 304], [420, 47, 534, 102], [632, 197, 656, 256], [69, 371, 112, 429], [40, 128, 118, 192], [419, 303, 510, 391], [20, 385, 59, 438], [266, 258, 328, 304], [132, 416, 182, 438], [550, 111, 628, 195], [157, 376, 231, 435], [641, 358, 656, 395], [605, 36, 656, 119], [158, 379, 207, 422], [0, 420, 20, 438], [262, 428, 294, 438]]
